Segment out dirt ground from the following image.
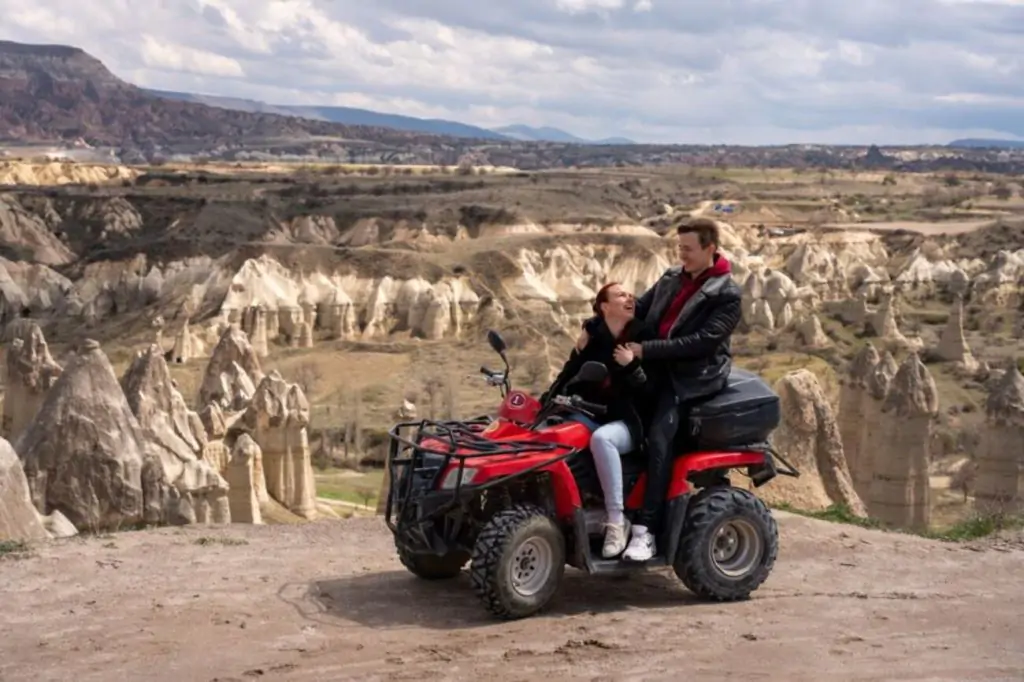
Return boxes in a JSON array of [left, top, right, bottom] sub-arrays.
[[2, 513, 1022, 682]]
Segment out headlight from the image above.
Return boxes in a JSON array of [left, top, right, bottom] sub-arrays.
[[439, 467, 478, 489]]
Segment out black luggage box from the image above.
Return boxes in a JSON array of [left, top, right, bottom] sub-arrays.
[[688, 367, 781, 450]]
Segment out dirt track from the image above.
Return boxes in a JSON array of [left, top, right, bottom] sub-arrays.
[[2, 512, 1022, 682]]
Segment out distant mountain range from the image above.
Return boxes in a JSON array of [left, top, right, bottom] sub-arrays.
[[491, 124, 635, 145], [145, 89, 635, 145], [947, 138, 1024, 149]]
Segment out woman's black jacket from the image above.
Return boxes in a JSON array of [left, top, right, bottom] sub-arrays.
[[539, 316, 655, 446]]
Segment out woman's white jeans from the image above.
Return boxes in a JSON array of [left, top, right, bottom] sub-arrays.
[[589, 420, 633, 523]]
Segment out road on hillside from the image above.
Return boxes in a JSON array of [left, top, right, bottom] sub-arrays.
[[1, 513, 1021, 682]]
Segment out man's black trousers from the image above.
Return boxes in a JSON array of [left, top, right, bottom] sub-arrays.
[[635, 390, 696, 533]]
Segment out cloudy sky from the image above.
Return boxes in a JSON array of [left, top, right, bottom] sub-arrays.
[[3, 0, 1024, 144]]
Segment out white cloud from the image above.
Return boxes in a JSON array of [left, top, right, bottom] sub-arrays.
[[553, 0, 626, 14], [140, 35, 245, 78], [0, 0, 1022, 144]]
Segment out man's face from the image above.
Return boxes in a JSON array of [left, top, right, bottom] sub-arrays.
[[678, 231, 715, 274]]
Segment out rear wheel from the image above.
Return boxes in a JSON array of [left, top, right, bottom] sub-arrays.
[[673, 486, 778, 601], [396, 542, 469, 580], [469, 504, 566, 620]]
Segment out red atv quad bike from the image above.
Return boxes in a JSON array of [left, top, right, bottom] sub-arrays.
[[383, 329, 799, 620]]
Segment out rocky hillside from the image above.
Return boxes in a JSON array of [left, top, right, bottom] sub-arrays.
[[0, 161, 1022, 352], [0, 41, 475, 155], [4, 40, 1024, 172]]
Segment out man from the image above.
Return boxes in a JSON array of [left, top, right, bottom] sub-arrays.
[[620, 217, 742, 562]]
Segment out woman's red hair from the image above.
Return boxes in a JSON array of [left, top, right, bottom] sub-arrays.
[[592, 282, 621, 316]]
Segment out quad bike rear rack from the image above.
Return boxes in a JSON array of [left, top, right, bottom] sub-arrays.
[[383, 417, 578, 549]]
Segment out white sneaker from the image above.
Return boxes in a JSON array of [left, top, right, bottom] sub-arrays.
[[623, 526, 656, 562], [601, 519, 630, 558]]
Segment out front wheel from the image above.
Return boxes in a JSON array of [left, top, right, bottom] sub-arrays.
[[469, 504, 566, 620], [673, 486, 778, 601], [396, 542, 469, 580]]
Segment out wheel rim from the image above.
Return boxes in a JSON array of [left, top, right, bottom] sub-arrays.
[[509, 537, 554, 597], [708, 517, 763, 579]]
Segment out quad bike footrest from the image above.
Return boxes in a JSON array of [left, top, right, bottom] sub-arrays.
[[587, 556, 670, 575]]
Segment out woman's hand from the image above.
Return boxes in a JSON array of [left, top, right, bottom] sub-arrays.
[[625, 342, 643, 359], [613, 344, 634, 366]]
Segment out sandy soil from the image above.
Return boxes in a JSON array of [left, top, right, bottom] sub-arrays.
[[2, 512, 1022, 682]]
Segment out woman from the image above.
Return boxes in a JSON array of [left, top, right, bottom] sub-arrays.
[[540, 282, 654, 559]]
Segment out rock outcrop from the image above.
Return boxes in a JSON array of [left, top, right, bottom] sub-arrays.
[[237, 371, 316, 519], [121, 345, 230, 525], [865, 290, 914, 350], [867, 354, 939, 530], [838, 343, 879, 482], [934, 294, 978, 371], [851, 351, 899, 498], [226, 434, 262, 524], [753, 370, 866, 515], [974, 361, 1024, 514], [0, 437, 49, 541], [15, 339, 145, 532], [795, 314, 830, 348], [199, 326, 264, 410], [2, 322, 62, 443]]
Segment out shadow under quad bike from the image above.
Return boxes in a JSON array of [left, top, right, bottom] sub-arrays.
[[383, 329, 799, 620]]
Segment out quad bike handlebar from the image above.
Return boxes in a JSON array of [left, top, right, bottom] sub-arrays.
[[549, 394, 607, 419]]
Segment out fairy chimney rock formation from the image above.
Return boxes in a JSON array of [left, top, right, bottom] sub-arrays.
[[753, 370, 866, 515], [2, 322, 62, 443], [199, 326, 264, 410], [0, 437, 49, 541], [974, 361, 1024, 514], [838, 343, 879, 479], [298, 320, 314, 348], [935, 294, 978, 371], [200, 402, 227, 439], [796, 314, 831, 349], [868, 353, 939, 530], [851, 350, 899, 497], [226, 434, 263, 524], [15, 339, 145, 532], [240, 371, 317, 519], [151, 315, 165, 347], [121, 345, 230, 525], [171, 320, 196, 364], [865, 290, 913, 351], [247, 306, 270, 358], [776, 301, 794, 329]]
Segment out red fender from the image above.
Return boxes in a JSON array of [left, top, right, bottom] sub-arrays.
[[436, 420, 591, 520], [625, 450, 768, 509]]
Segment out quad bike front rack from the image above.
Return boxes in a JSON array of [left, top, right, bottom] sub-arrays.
[[383, 417, 578, 547]]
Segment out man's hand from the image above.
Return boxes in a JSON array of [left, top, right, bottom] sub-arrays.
[[575, 328, 589, 351], [625, 342, 643, 358], [612, 344, 633, 366]]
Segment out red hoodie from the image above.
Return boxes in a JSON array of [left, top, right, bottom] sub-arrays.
[[657, 254, 732, 339]]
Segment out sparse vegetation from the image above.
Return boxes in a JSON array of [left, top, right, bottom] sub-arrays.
[[0, 539, 31, 558], [193, 536, 249, 547], [775, 503, 1024, 542]]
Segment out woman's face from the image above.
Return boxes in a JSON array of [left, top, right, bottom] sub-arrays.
[[601, 284, 635, 320]]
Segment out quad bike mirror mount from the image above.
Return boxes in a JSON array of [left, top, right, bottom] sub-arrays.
[[486, 329, 511, 395]]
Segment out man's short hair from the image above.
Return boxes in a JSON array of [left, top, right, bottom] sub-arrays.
[[676, 218, 720, 249]]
